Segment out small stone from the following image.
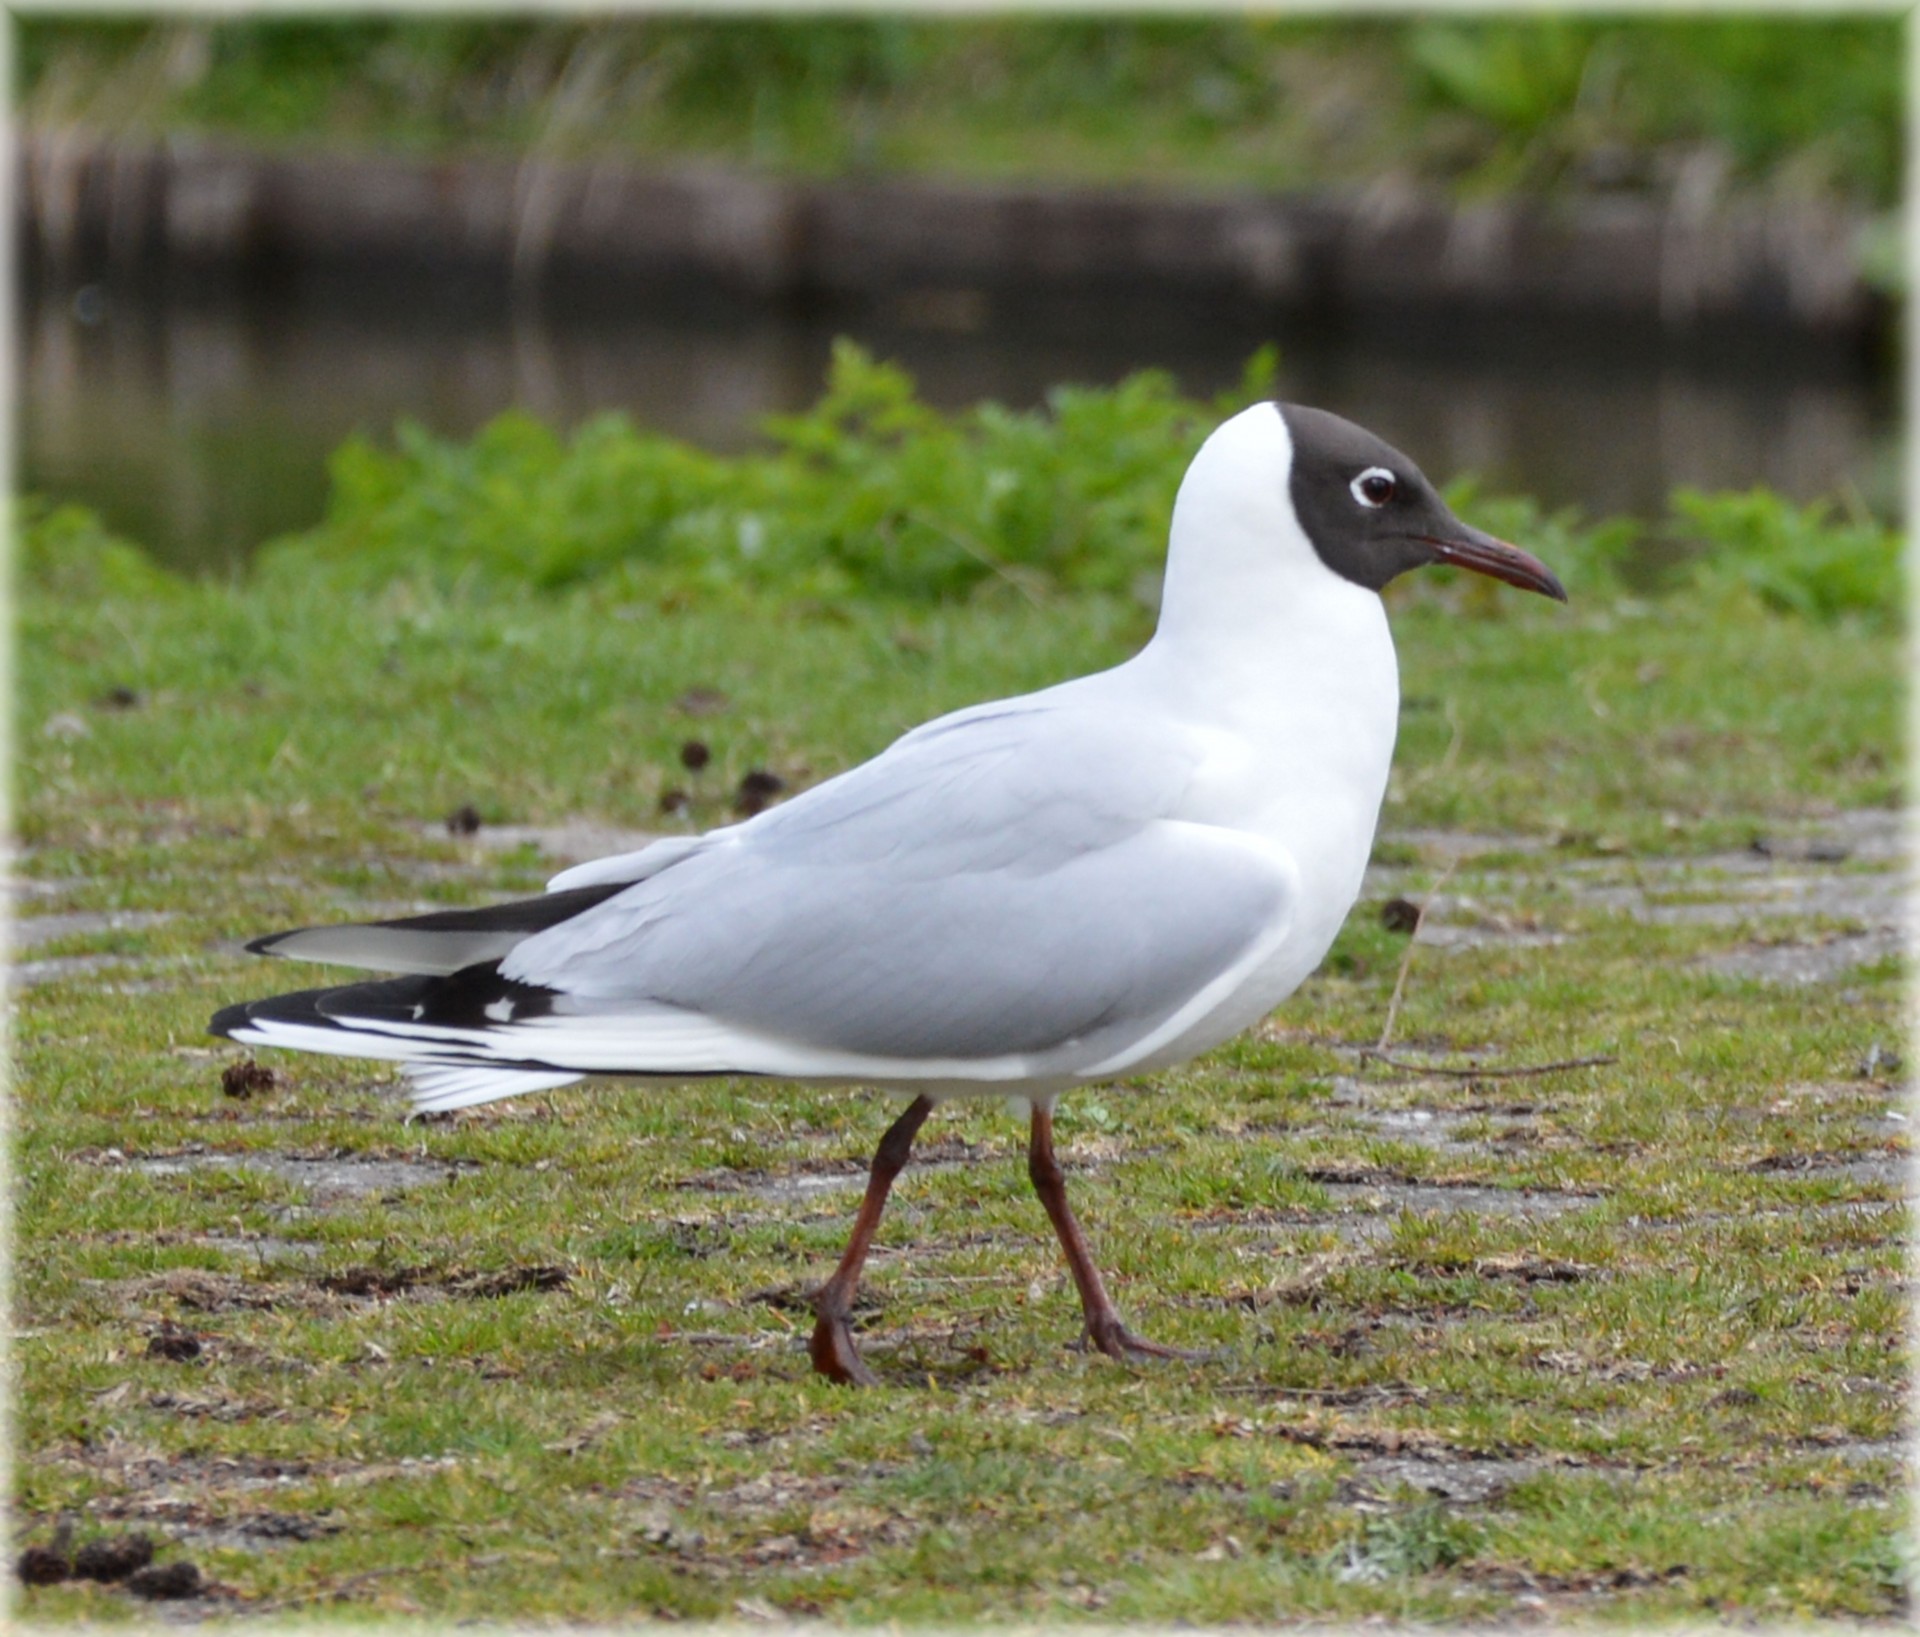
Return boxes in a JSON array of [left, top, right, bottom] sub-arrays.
[[96, 685, 145, 710], [73, 1534, 154, 1582], [42, 711, 90, 741], [445, 803, 483, 835], [679, 739, 711, 771], [17, 1545, 71, 1586], [220, 1059, 279, 1100], [734, 770, 786, 817], [1379, 897, 1422, 935], [126, 1560, 203, 1600]]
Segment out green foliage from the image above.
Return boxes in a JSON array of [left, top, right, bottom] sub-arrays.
[[1397, 17, 1897, 199], [16, 15, 1901, 204], [1672, 488, 1902, 627], [231, 343, 1895, 630], [1335, 1503, 1483, 1580], [1405, 19, 1595, 139], [14, 497, 184, 602], [257, 343, 1274, 603]]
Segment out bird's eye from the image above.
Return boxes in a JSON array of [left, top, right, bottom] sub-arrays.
[[1350, 467, 1396, 509]]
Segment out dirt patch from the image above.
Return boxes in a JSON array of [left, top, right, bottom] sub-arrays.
[[618, 1467, 921, 1578], [1310, 1171, 1595, 1215], [11, 909, 185, 988], [5, 872, 96, 903], [138, 1270, 283, 1314], [317, 1262, 570, 1299], [1569, 830, 1905, 932], [115, 1262, 571, 1318], [122, 1147, 459, 1202], [1794, 1437, 1908, 1470], [1759, 808, 1904, 864], [193, 1233, 316, 1263], [1346, 1452, 1596, 1506], [680, 1137, 990, 1202], [1317, 1183, 1596, 1244], [1701, 927, 1904, 984], [1415, 919, 1566, 952], [1370, 808, 1906, 987], [1462, 1559, 1692, 1604], [1743, 1148, 1910, 1189], [142, 1390, 289, 1422], [14, 908, 174, 949], [172, 1511, 343, 1553], [14, 952, 166, 987], [65, 1450, 461, 1505], [1327, 1089, 1544, 1153]]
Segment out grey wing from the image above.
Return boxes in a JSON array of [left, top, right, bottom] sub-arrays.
[[502, 704, 1296, 1068]]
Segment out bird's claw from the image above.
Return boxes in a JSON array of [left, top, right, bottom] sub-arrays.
[[1082, 1317, 1206, 1366], [809, 1313, 880, 1387]]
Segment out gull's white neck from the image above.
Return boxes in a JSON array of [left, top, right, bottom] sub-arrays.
[[1129, 403, 1402, 942], [1143, 403, 1398, 726]]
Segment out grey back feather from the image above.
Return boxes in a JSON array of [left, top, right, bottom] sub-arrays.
[[505, 702, 1294, 1061]]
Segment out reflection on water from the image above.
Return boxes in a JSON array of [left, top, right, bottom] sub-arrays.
[[20, 277, 1898, 576]]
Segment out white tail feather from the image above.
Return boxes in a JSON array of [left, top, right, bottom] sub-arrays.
[[406, 1063, 582, 1112]]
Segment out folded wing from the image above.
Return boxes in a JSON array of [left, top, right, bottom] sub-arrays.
[[214, 698, 1297, 1102]]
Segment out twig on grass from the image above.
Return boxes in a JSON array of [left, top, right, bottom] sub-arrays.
[[1356, 1052, 1619, 1080], [1369, 854, 1459, 1062]]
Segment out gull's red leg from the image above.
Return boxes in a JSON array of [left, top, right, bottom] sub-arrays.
[[1027, 1101, 1196, 1364], [809, 1095, 935, 1385]]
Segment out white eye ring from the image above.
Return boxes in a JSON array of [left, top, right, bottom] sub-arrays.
[[1351, 467, 1396, 509]]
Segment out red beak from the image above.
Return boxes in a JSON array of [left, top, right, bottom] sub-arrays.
[[1417, 526, 1568, 602]]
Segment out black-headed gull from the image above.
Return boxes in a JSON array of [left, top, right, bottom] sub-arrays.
[[214, 402, 1565, 1384]]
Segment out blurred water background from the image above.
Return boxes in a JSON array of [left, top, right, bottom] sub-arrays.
[[15, 15, 1901, 574]]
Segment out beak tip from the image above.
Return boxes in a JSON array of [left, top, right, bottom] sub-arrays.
[[1425, 531, 1568, 605]]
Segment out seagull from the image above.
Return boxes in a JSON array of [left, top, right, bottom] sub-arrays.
[[212, 402, 1565, 1385]]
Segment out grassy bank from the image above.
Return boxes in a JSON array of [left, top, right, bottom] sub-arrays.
[[12, 369, 1909, 1622], [18, 15, 1900, 208]]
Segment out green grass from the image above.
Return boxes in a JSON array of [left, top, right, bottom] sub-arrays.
[[12, 354, 1909, 1619], [17, 14, 1901, 207], [15, 531, 1907, 1621]]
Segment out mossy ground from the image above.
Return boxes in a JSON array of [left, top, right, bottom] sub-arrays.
[[13, 565, 1909, 1624]]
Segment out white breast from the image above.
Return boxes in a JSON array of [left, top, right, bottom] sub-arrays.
[[1084, 402, 1405, 1073]]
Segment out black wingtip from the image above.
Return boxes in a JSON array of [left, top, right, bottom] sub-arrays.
[[209, 1000, 251, 1039], [209, 983, 339, 1040]]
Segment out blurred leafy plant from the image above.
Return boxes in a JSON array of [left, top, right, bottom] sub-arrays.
[[1671, 488, 1901, 627], [253, 342, 1277, 604], [170, 342, 1897, 631], [1405, 19, 1597, 141], [15, 15, 1901, 204], [1332, 1502, 1483, 1582], [15, 497, 183, 602]]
